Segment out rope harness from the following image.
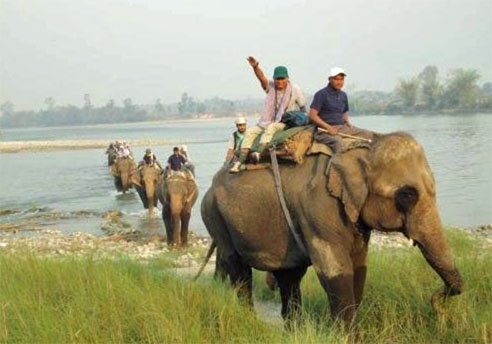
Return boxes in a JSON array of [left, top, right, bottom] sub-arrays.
[[269, 147, 308, 255]]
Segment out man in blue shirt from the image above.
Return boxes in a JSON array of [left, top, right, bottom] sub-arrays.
[[309, 67, 373, 152], [167, 146, 186, 171]]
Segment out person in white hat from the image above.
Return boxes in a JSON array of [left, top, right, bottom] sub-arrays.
[[225, 116, 248, 162], [309, 67, 373, 153]]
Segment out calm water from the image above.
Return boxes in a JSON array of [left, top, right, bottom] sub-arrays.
[[1, 114, 491, 236]]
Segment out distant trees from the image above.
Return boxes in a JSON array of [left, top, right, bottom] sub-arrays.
[[395, 77, 420, 108], [1, 65, 490, 127], [351, 65, 491, 115]]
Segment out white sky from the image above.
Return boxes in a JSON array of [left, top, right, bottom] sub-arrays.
[[1, 0, 491, 110]]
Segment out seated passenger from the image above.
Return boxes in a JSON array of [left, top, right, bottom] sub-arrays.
[[167, 146, 187, 172], [230, 56, 306, 173], [225, 117, 247, 162], [142, 148, 162, 169], [309, 67, 373, 153], [179, 145, 195, 176]]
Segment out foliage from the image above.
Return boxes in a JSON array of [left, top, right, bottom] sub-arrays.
[[0, 229, 490, 343], [1, 65, 491, 127]]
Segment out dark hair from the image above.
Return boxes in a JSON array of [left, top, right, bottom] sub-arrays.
[[173, 146, 179, 151]]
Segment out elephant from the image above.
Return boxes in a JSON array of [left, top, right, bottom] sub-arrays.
[[200, 131, 463, 327], [110, 157, 137, 193], [106, 145, 118, 167], [132, 164, 162, 214], [157, 170, 198, 247]]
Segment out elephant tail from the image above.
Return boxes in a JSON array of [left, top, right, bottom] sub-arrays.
[[193, 240, 216, 281]]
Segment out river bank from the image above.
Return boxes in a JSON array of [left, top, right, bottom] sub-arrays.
[[1, 218, 490, 265]]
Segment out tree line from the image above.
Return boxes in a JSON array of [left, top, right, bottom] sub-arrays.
[[1, 66, 491, 128]]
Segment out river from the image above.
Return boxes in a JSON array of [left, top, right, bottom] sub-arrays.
[[0, 113, 491, 236]]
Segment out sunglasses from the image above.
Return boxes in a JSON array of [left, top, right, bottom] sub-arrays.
[[275, 77, 287, 80]]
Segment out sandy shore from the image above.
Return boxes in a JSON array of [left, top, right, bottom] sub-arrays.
[[0, 139, 181, 153]]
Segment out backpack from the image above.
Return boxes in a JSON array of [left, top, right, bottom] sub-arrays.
[[281, 111, 311, 128]]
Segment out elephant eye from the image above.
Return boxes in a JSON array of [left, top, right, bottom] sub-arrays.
[[394, 185, 419, 213]]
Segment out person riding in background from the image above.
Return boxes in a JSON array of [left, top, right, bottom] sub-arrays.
[[225, 116, 247, 162], [309, 67, 374, 153], [117, 143, 131, 158], [229, 56, 306, 173], [142, 148, 162, 169], [180, 145, 195, 175], [167, 146, 187, 171]]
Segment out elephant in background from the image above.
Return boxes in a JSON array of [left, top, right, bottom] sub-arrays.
[[157, 170, 198, 247], [106, 145, 118, 167], [201, 132, 463, 326], [132, 164, 161, 214], [110, 157, 137, 193]]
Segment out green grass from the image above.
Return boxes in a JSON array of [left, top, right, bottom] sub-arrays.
[[0, 229, 491, 343]]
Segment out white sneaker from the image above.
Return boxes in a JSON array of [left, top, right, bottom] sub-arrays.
[[250, 152, 261, 164], [229, 161, 242, 173]]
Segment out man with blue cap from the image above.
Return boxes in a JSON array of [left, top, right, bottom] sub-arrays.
[[229, 56, 306, 173]]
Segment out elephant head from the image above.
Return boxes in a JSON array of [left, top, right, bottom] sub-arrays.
[[134, 164, 161, 214], [158, 171, 198, 247], [112, 157, 137, 193], [327, 132, 463, 307]]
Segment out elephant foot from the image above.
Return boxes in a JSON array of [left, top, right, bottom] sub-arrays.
[[265, 272, 278, 291]]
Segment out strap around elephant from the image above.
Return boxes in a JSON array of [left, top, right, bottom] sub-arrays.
[[269, 147, 308, 255]]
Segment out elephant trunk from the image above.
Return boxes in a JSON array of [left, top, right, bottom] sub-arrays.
[[146, 183, 155, 214], [406, 202, 463, 311], [170, 194, 183, 246], [120, 172, 130, 192]]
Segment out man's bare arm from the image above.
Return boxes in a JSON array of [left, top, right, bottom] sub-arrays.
[[309, 108, 339, 135], [247, 56, 269, 91], [225, 149, 234, 162], [342, 112, 351, 127]]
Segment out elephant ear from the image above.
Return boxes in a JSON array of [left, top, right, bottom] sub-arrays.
[[326, 150, 369, 223]]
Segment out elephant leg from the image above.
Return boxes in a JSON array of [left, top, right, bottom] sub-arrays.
[[180, 211, 191, 247], [162, 206, 173, 245], [309, 239, 357, 327], [352, 232, 370, 308], [226, 252, 253, 307], [214, 245, 228, 282], [273, 266, 308, 327], [171, 213, 182, 247], [114, 177, 123, 192]]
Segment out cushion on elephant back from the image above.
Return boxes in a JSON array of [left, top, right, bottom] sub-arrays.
[[248, 125, 315, 164], [165, 169, 195, 181]]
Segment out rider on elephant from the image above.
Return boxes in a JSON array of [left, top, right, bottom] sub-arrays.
[[229, 56, 307, 173], [225, 116, 247, 162], [309, 67, 374, 153], [141, 148, 162, 169]]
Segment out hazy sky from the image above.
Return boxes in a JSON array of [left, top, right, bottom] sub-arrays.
[[1, 0, 491, 110]]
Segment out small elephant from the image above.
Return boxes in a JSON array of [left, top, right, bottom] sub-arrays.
[[158, 170, 198, 247], [111, 157, 137, 193], [132, 164, 161, 215]]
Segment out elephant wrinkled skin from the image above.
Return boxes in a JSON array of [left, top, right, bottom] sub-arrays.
[[201, 131, 463, 326], [133, 164, 161, 214], [111, 157, 137, 193], [158, 171, 198, 247]]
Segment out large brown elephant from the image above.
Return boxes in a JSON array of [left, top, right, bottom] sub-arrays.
[[157, 170, 198, 247], [132, 164, 162, 214], [201, 131, 463, 326], [110, 157, 137, 193]]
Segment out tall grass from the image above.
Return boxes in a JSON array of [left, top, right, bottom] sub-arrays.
[[0, 229, 490, 343]]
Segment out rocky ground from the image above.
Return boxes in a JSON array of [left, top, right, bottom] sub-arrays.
[[1, 209, 491, 269]]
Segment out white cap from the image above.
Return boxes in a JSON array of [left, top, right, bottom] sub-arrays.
[[329, 67, 346, 78], [180, 144, 188, 152], [235, 116, 247, 125]]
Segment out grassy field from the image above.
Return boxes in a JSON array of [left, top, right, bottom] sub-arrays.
[[0, 229, 490, 343]]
